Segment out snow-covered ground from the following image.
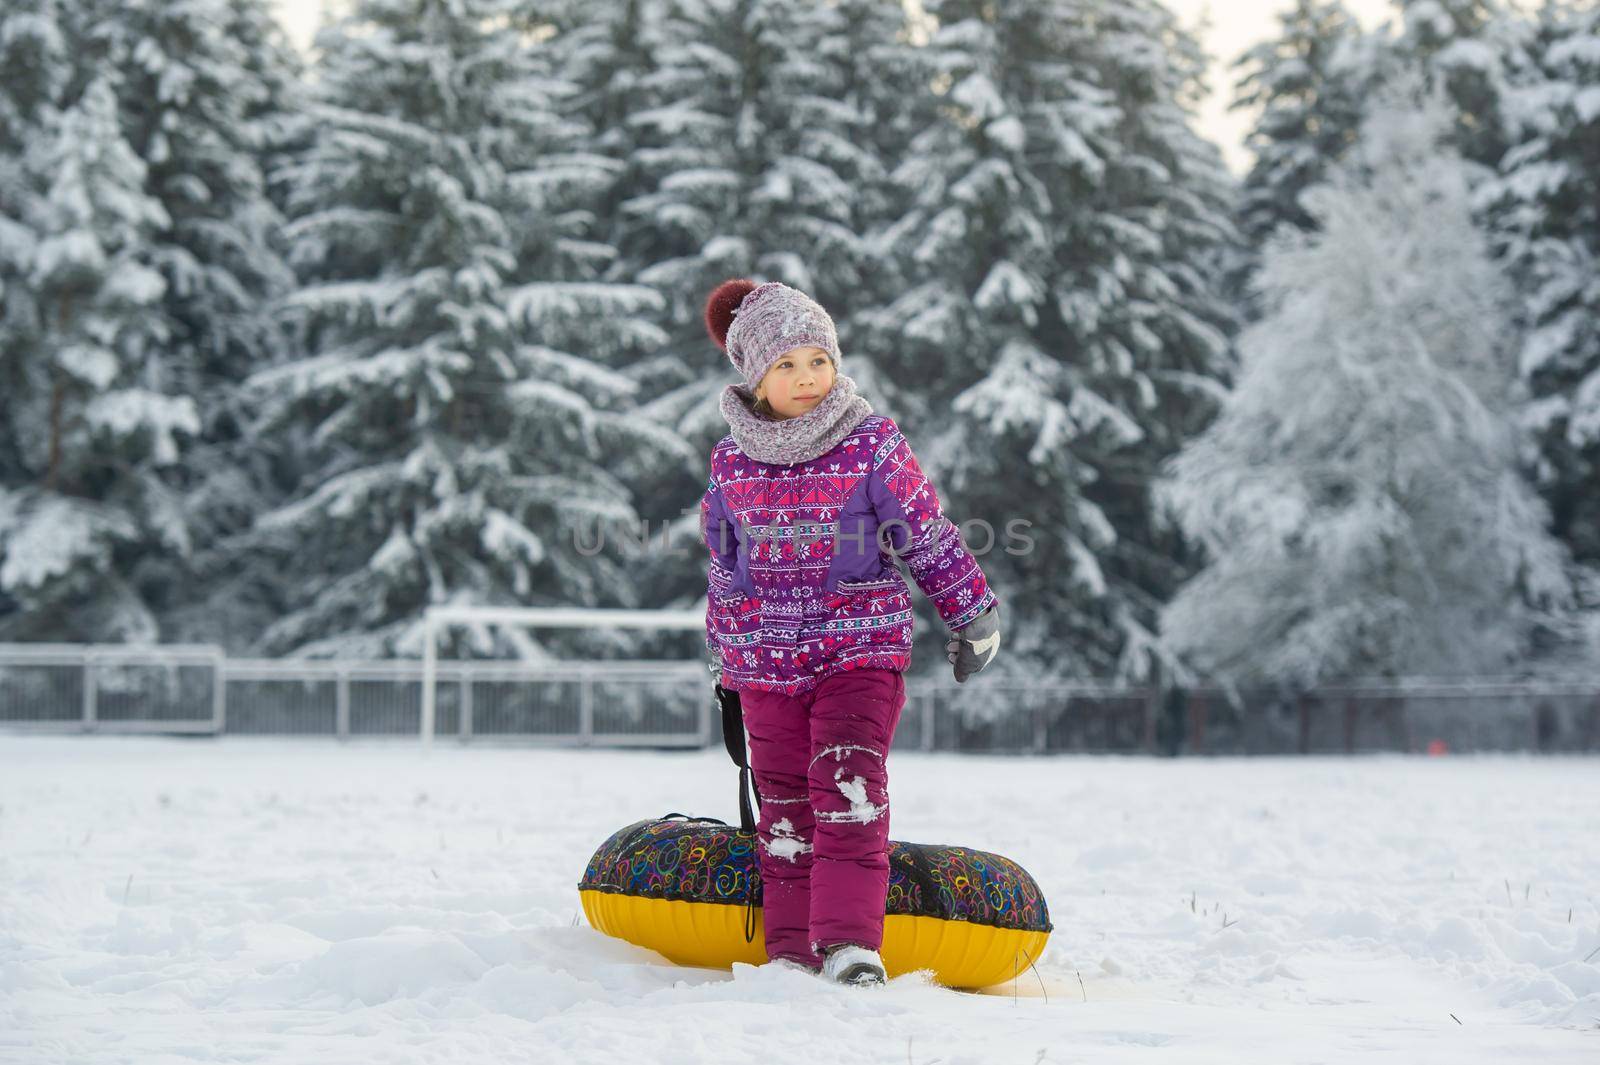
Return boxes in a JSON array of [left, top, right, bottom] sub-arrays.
[[1, 737, 1596, 1064]]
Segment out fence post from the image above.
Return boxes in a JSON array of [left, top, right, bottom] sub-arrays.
[[420, 615, 436, 748], [459, 673, 472, 743], [921, 689, 935, 752], [578, 671, 594, 747], [697, 683, 713, 747], [82, 648, 97, 733], [1298, 692, 1311, 755], [212, 649, 227, 735], [335, 667, 350, 740], [1142, 687, 1159, 753], [1188, 691, 1207, 754], [1032, 695, 1047, 754]]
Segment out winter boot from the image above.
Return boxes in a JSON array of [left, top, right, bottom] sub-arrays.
[[821, 944, 886, 986]]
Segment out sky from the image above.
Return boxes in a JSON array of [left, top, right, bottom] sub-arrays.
[[269, 0, 1398, 176]]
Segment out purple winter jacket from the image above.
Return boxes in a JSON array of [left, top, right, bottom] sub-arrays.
[[701, 413, 998, 695]]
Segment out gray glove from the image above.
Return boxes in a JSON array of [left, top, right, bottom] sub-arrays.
[[705, 634, 723, 683], [945, 604, 1000, 683]]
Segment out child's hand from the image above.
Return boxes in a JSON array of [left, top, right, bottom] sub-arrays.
[[704, 635, 723, 683], [945, 605, 1000, 683]]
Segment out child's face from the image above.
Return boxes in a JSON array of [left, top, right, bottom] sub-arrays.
[[755, 346, 835, 419]]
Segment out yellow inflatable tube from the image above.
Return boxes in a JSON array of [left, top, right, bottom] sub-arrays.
[[579, 816, 1052, 990]]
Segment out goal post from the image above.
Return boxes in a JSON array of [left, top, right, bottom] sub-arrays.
[[420, 605, 710, 746]]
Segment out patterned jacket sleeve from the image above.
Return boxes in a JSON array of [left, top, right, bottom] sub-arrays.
[[865, 417, 998, 631], [700, 475, 741, 659]]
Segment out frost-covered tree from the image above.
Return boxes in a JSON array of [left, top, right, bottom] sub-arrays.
[[0, 0, 71, 476], [222, 0, 315, 207], [564, 0, 921, 611], [857, 0, 1240, 684], [0, 0, 310, 647], [0, 0, 67, 147], [1159, 86, 1572, 687], [1483, 0, 1600, 571], [1393, 0, 1527, 170], [1229, 1, 1389, 277], [0, 78, 196, 642], [246, 0, 683, 659], [817, 0, 963, 399], [1232, 1, 1535, 299], [70, 0, 308, 648], [612, 0, 893, 409], [81, 0, 298, 389], [541, 0, 661, 268]]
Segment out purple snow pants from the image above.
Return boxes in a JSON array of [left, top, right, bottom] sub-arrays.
[[739, 668, 908, 967]]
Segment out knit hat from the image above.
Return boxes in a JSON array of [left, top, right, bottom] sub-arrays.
[[703, 279, 841, 391]]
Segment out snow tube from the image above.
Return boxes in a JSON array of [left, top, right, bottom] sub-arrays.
[[578, 815, 1052, 989]]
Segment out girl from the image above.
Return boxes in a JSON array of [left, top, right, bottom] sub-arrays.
[[699, 278, 1002, 985]]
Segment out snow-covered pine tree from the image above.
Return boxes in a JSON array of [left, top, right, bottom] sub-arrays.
[[1393, 0, 1528, 170], [1231, 2, 1541, 318], [246, 0, 681, 660], [0, 0, 70, 468], [821, 0, 959, 413], [1483, 0, 1600, 574], [859, 0, 1239, 685], [823, 0, 933, 270], [571, 0, 916, 611], [0, 0, 70, 631], [67, 0, 308, 650], [222, 0, 316, 204], [611, 0, 885, 420], [0, 0, 68, 147], [0, 77, 196, 642], [80, 0, 297, 390], [542, 5, 656, 240], [1229, 1, 1388, 276], [1159, 82, 1572, 687]]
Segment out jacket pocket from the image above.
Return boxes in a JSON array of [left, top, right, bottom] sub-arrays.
[[708, 562, 760, 651], [709, 601, 761, 670], [712, 588, 749, 608], [827, 574, 910, 611], [836, 575, 902, 595], [707, 560, 742, 605]]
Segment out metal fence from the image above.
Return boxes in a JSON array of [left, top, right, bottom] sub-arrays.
[[0, 644, 711, 746], [1174, 681, 1600, 755], [1, 644, 1596, 753]]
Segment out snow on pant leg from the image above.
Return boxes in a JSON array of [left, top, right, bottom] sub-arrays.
[[805, 668, 908, 954], [739, 685, 822, 967]]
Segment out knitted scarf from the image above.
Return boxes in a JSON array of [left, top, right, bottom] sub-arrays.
[[718, 374, 874, 466]]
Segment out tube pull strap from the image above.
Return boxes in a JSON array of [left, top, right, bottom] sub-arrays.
[[714, 683, 762, 833]]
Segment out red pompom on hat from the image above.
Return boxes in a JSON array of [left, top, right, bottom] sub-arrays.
[[704, 278, 757, 352]]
